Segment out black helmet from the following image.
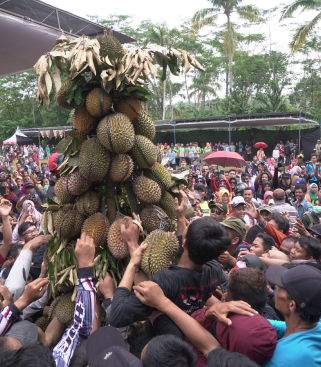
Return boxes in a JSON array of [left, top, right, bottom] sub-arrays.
[[234, 183, 248, 196]]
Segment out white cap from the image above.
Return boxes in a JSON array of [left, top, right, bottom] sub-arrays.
[[231, 196, 246, 208]]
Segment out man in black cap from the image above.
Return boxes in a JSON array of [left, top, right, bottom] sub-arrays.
[[209, 201, 227, 222], [264, 264, 321, 367]]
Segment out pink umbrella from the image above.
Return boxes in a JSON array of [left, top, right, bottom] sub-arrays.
[[202, 151, 247, 168], [254, 142, 268, 148]]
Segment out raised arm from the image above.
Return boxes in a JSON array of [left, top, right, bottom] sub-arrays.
[[0, 201, 13, 262]]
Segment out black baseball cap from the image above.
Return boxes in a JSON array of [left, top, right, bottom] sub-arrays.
[[25, 183, 35, 189], [281, 173, 291, 179], [194, 183, 206, 192], [209, 201, 228, 214], [309, 224, 321, 237], [235, 254, 266, 272], [266, 264, 321, 316], [87, 326, 143, 367]]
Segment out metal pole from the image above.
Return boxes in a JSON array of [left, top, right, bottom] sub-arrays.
[[173, 122, 176, 145], [299, 111, 301, 152], [228, 118, 230, 147]]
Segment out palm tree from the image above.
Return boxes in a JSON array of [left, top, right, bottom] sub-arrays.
[[191, 0, 264, 94], [280, 0, 321, 54]]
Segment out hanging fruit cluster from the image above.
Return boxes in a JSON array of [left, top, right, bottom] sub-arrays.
[[34, 27, 205, 300]]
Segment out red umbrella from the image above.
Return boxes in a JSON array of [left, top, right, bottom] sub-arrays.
[[254, 142, 268, 148], [202, 151, 247, 168]]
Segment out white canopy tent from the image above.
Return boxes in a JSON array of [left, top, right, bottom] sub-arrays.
[[2, 128, 36, 146]]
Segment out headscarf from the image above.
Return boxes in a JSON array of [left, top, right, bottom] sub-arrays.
[[313, 206, 321, 214], [264, 191, 273, 204], [218, 188, 231, 214], [262, 181, 272, 191], [42, 168, 50, 178], [290, 166, 301, 179], [309, 183, 318, 204], [18, 200, 42, 224], [19, 182, 33, 198]]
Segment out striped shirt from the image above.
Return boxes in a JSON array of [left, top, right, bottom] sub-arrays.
[[271, 201, 298, 227]]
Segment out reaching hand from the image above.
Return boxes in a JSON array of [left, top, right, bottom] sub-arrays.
[[293, 218, 310, 237], [0, 200, 12, 217], [281, 211, 290, 222], [98, 273, 115, 299], [218, 251, 234, 264], [205, 301, 258, 326], [246, 202, 260, 220], [20, 278, 50, 306], [175, 190, 188, 219], [121, 214, 141, 247], [237, 249, 251, 260], [133, 281, 166, 309], [0, 284, 13, 308], [129, 242, 148, 271], [75, 232, 95, 268], [24, 234, 51, 251]]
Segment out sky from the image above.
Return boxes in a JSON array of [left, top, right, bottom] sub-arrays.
[[43, 0, 315, 53]]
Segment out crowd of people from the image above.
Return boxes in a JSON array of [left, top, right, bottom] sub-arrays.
[[0, 138, 320, 367]]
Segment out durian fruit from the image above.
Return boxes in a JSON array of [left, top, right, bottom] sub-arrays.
[[55, 80, 76, 109], [86, 88, 112, 117], [132, 111, 155, 141], [55, 177, 75, 204], [76, 190, 101, 217], [156, 147, 162, 163], [132, 176, 161, 204], [61, 168, 91, 196], [107, 217, 129, 259], [57, 281, 74, 294], [114, 97, 142, 121], [129, 135, 158, 169], [159, 191, 176, 217], [48, 296, 62, 321], [141, 205, 171, 233], [141, 230, 179, 276], [97, 113, 135, 154], [108, 154, 134, 182], [97, 29, 123, 58], [35, 316, 49, 332], [144, 163, 172, 190], [54, 204, 86, 238], [185, 206, 195, 219], [72, 105, 98, 135], [79, 138, 110, 181], [55, 293, 75, 326], [82, 213, 110, 247]]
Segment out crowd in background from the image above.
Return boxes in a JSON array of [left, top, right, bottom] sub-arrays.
[[0, 137, 320, 367]]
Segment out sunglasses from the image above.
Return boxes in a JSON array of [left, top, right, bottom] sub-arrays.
[[310, 233, 321, 239], [197, 180, 204, 183], [211, 209, 223, 215]]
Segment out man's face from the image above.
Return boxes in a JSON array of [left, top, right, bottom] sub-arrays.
[[312, 156, 317, 164], [21, 225, 38, 243], [16, 163, 21, 170], [229, 171, 236, 178], [280, 239, 295, 256], [250, 237, 267, 257], [300, 166, 306, 173], [291, 160, 295, 166], [202, 166, 209, 176], [262, 174, 269, 182], [242, 175, 250, 185], [232, 204, 245, 218], [196, 189, 205, 199], [210, 208, 226, 222], [225, 172, 230, 179], [260, 210, 271, 221], [290, 241, 310, 261], [211, 164, 217, 171], [282, 178, 291, 186], [28, 157, 33, 164], [243, 189, 253, 203], [269, 219, 280, 232], [295, 189, 305, 201]]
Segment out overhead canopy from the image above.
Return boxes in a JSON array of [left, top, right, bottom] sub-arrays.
[[155, 112, 319, 132], [3, 128, 36, 145], [0, 0, 135, 78]]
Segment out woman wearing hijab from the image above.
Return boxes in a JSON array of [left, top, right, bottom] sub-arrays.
[[217, 188, 232, 215], [203, 142, 212, 153], [42, 167, 50, 179], [264, 191, 274, 205], [309, 183, 319, 206]]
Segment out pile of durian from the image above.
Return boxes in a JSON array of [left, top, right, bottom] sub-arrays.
[[35, 28, 204, 302]]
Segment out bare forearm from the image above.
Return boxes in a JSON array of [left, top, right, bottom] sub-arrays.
[[119, 262, 136, 291], [259, 257, 289, 268], [2, 216, 12, 248], [134, 269, 150, 285], [177, 217, 186, 237]]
